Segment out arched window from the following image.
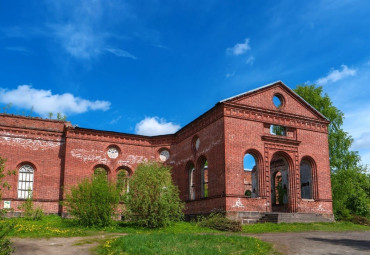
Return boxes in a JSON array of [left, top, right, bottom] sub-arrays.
[[94, 166, 108, 179], [188, 163, 195, 200], [117, 169, 130, 194], [243, 153, 259, 198], [200, 159, 208, 198], [300, 159, 312, 199], [18, 164, 34, 199]]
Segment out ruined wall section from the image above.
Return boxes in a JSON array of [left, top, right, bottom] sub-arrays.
[[63, 128, 174, 196], [0, 115, 68, 213], [170, 105, 226, 215]]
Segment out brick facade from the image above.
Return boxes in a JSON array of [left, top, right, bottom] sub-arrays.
[[0, 81, 333, 220]]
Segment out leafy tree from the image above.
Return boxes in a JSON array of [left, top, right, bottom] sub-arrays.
[[295, 84, 360, 171], [63, 174, 120, 227], [0, 157, 15, 255], [125, 163, 184, 228], [295, 84, 370, 219]]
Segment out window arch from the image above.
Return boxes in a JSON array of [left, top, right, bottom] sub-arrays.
[[300, 158, 313, 199], [94, 165, 109, 179], [199, 157, 208, 198], [243, 152, 259, 198], [188, 162, 195, 200], [18, 164, 34, 199]]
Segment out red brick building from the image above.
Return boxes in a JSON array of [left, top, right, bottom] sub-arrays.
[[0, 81, 334, 222]]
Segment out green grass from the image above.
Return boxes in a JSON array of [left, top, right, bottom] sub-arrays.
[[1, 215, 93, 238], [97, 233, 275, 255], [242, 221, 370, 234], [2, 215, 369, 239]]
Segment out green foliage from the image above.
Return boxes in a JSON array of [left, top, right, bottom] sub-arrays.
[[295, 84, 369, 219], [0, 157, 16, 202], [63, 174, 120, 227], [198, 213, 242, 232], [331, 168, 370, 219], [349, 215, 370, 226], [124, 163, 184, 228], [98, 233, 273, 255], [18, 195, 44, 221], [0, 222, 14, 255], [295, 84, 360, 171]]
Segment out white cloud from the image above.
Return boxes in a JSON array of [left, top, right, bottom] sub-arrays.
[[226, 38, 251, 56], [352, 133, 370, 150], [135, 117, 180, 136], [0, 85, 110, 116], [316, 65, 356, 85], [4, 46, 32, 55], [105, 48, 137, 59], [246, 56, 255, 65], [225, 71, 235, 78], [110, 115, 122, 125]]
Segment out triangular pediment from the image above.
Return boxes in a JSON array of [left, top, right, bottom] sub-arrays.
[[221, 81, 328, 121]]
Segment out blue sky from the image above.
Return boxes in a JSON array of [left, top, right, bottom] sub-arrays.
[[0, 0, 370, 166]]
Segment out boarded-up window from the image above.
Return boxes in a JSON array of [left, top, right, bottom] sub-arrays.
[[18, 164, 34, 199]]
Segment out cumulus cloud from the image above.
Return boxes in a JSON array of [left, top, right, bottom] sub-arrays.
[[316, 65, 356, 85], [105, 48, 137, 59], [226, 38, 251, 56], [135, 117, 181, 136], [0, 85, 110, 116]]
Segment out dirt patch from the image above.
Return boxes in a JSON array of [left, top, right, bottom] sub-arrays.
[[11, 233, 126, 255], [251, 231, 370, 255]]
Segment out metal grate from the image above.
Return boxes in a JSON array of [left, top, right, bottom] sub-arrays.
[[17, 164, 34, 199]]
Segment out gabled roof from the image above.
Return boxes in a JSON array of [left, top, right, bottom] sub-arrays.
[[220, 80, 329, 121]]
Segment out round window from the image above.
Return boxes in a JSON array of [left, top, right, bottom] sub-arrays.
[[273, 94, 283, 109], [107, 147, 119, 159], [159, 150, 170, 162]]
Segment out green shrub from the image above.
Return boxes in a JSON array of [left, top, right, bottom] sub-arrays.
[[63, 174, 120, 227], [18, 195, 44, 221], [198, 213, 242, 232], [125, 163, 184, 228], [0, 222, 14, 255]]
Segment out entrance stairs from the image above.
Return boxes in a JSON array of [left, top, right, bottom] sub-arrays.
[[256, 212, 334, 224]]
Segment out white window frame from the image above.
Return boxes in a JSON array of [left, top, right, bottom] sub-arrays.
[[17, 164, 34, 199]]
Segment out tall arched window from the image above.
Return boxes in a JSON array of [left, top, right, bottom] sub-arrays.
[[117, 169, 130, 194], [300, 159, 313, 199], [243, 153, 259, 198], [188, 163, 195, 200], [18, 164, 34, 199], [200, 158, 208, 198]]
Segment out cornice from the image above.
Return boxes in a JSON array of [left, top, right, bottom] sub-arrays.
[[261, 135, 301, 146], [0, 126, 64, 142], [224, 103, 328, 133]]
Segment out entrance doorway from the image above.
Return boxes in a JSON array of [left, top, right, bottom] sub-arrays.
[[270, 155, 289, 212]]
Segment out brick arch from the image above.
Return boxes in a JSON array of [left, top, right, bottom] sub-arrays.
[[15, 160, 39, 172], [300, 155, 318, 200], [243, 149, 263, 198], [93, 164, 110, 177], [270, 151, 295, 212], [115, 165, 132, 176]]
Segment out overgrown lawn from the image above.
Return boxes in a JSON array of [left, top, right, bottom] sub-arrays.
[[97, 233, 274, 255]]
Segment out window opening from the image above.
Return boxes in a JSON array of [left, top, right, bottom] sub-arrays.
[[18, 164, 34, 199], [188, 164, 195, 200], [243, 153, 258, 198], [270, 125, 287, 136]]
